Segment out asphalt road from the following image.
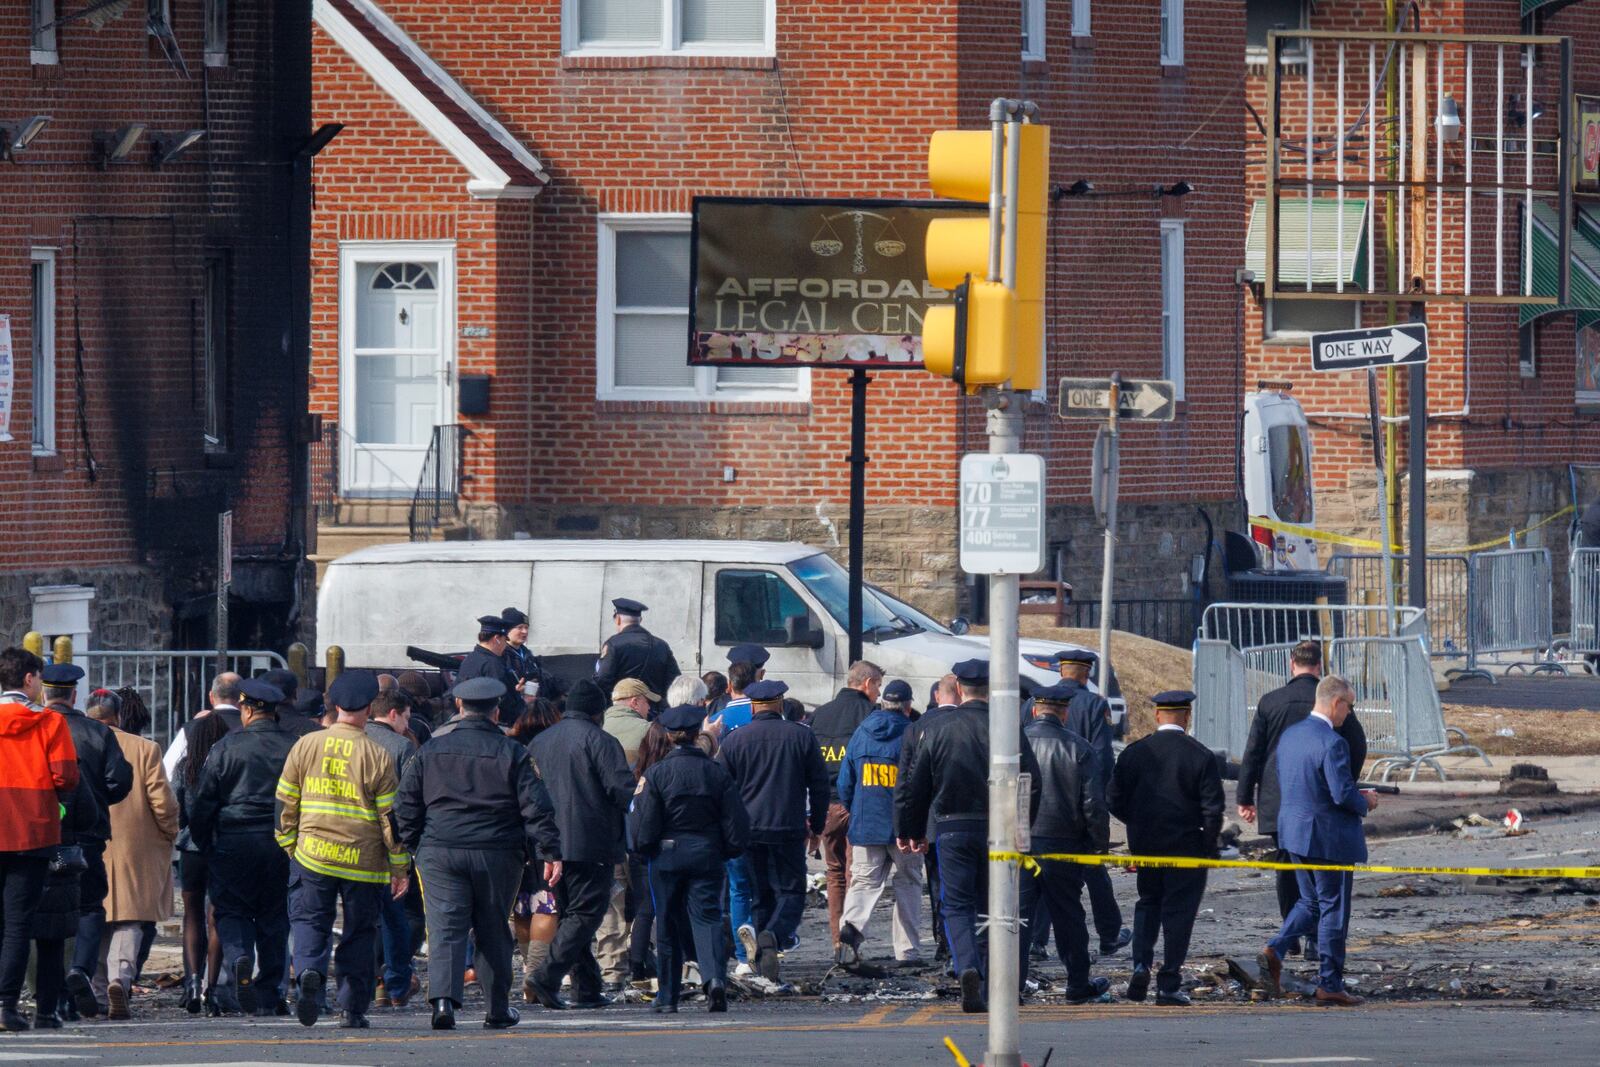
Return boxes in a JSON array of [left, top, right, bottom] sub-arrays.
[[3, 1001, 1598, 1066]]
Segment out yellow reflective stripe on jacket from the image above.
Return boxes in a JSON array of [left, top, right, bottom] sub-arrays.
[[374, 791, 396, 809], [276, 778, 301, 798], [299, 800, 378, 823], [274, 831, 298, 849], [293, 848, 390, 884]]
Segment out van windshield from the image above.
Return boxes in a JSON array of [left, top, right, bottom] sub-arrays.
[[1268, 424, 1314, 525], [787, 554, 915, 638]]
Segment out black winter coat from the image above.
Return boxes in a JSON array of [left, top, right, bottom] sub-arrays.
[[1024, 716, 1108, 850], [395, 715, 560, 860], [1237, 673, 1367, 833], [47, 702, 132, 843], [716, 711, 829, 842], [594, 624, 680, 706], [456, 644, 523, 723], [894, 705, 953, 838], [188, 718, 299, 848], [529, 713, 635, 864], [1109, 728, 1225, 858], [896, 701, 1040, 839], [33, 775, 99, 941], [809, 687, 876, 805], [630, 744, 749, 864]]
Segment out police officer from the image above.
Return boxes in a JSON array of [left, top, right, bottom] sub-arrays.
[[456, 614, 523, 724], [596, 599, 680, 708], [898, 672, 958, 963], [189, 678, 299, 1015], [1018, 683, 1110, 1003], [396, 677, 562, 1031], [630, 704, 749, 1014], [262, 668, 321, 737], [501, 607, 548, 698], [718, 679, 830, 984], [1108, 690, 1224, 1007], [275, 671, 409, 1029], [37, 663, 132, 1019], [1047, 650, 1130, 958], [897, 659, 1039, 1014]]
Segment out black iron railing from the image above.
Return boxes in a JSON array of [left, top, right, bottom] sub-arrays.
[[1055, 597, 1202, 649], [309, 419, 340, 526], [409, 424, 469, 542]]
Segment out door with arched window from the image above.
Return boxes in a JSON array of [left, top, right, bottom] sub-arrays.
[[338, 247, 454, 496]]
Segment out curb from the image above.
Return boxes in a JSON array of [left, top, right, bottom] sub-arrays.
[[1364, 791, 1600, 840]]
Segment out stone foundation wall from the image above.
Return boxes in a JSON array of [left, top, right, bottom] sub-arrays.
[[0, 567, 172, 651]]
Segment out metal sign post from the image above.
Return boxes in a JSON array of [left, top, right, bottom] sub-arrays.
[[1366, 372, 1397, 633], [216, 510, 232, 673], [1097, 374, 1121, 697]]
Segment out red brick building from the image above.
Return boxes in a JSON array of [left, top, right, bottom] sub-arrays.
[[1242, 0, 1600, 565], [308, 0, 1249, 623], [0, 2, 313, 651]]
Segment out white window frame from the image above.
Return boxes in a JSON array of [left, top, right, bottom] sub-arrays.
[[561, 0, 776, 58], [1022, 0, 1045, 60], [1161, 0, 1184, 66], [1246, 0, 1309, 66], [1520, 321, 1540, 379], [595, 214, 809, 404], [31, 0, 58, 65], [30, 249, 57, 456], [1264, 298, 1361, 341], [1072, 0, 1091, 38], [1160, 220, 1186, 400], [204, 0, 228, 67]]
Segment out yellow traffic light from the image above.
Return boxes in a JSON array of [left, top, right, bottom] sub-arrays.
[[921, 122, 1049, 392]]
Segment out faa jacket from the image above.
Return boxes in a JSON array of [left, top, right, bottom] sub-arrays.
[[897, 702, 1040, 838], [1024, 716, 1108, 851], [189, 717, 299, 849], [717, 711, 829, 842], [529, 712, 634, 864], [275, 723, 408, 884], [810, 687, 876, 805], [836, 709, 910, 847], [630, 744, 750, 863], [395, 715, 560, 860], [47, 701, 132, 842], [0, 699, 80, 853]]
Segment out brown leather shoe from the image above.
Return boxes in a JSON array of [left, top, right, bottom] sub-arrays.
[[1315, 987, 1364, 1007], [1257, 946, 1283, 999]]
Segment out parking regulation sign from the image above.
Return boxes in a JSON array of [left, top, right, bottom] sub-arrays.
[[960, 453, 1046, 575]]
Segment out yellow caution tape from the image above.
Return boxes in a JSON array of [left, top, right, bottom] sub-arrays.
[[1251, 505, 1575, 556], [991, 849, 1600, 880]]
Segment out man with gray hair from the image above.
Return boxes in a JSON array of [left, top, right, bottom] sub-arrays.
[[810, 660, 885, 949], [666, 675, 709, 708], [162, 673, 244, 781], [1259, 675, 1378, 1007]]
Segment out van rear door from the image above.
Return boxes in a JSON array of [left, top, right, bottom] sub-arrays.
[[701, 563, 840, 707]]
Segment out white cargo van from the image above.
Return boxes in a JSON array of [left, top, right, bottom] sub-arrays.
[[1242, 387, 1320, 572], [317, 539, 1123, 720]]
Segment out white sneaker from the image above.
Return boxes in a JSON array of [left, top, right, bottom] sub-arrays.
[[682, 962, 701, 987], [736, 924, 760, 965], [733, 962, 755, 978]]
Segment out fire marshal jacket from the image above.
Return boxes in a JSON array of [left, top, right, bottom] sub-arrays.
[[274, 722, 408, 884]]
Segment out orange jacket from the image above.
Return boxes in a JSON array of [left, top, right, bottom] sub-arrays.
[[0, 700, 80, 852]]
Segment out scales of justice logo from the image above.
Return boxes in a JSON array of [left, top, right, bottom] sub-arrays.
[[808, 210, 907, 274]]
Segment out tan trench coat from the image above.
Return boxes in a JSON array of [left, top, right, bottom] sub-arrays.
[[104, 729, 179, 923]]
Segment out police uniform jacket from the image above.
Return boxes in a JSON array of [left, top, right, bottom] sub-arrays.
[[274, 723, 408, 884], [528, 712, 635, 864], [716, 710, 829, 842], [1108, 727, 1225, 858], [1237, 673, 1366, 833], [47, 701, 133, 843], [896, 701, 1041, 839], [809, 687, 875, 806], [456, 644, 523, 723], [395, 715, 559, 860], [188, 717, 300, 850], [1024, 716, 1108, 851], [505, 642, 547, 692], [595, 623, 681, 702], [893, 704, 953, 838], [630, 744, 750, 866], [1059, 682, 1115, 785]]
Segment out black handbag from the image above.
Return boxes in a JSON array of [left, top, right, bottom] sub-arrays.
[[48, 844, 87, 875]]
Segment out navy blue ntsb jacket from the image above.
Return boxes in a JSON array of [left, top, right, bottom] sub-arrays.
[[836, 709, 910, 846]]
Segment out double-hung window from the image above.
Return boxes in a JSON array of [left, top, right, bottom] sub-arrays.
[[203, 257, 230, 449], [1160, 220, 1186, 400], [31, 0, 57, 65], [1022, 0, 1045, 60], [30, 250, 56, 455], [1073, 0, 1091, 38], [564, 0, 774, 56], [204, 0, 228, 66], [596, 217, 803, 402], [1160, 0, 1184, 66]]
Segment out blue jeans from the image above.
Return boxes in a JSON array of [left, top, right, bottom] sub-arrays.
[[726, 857, 754, 961], [1268, 859, 1354, 993], [379, 884, 413, 994]]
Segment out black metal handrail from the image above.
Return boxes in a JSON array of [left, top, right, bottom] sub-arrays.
[[409, 424, 468, 541], [309, 420, 339, 526]]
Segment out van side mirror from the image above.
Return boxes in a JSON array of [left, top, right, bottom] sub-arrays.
[[949, 616, 970, 636], [785, 613, 825, 649]]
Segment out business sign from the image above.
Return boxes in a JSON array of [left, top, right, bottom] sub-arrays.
[[0, 315, 12, 442], [959, 453, 1046, 575], [1057, 377, 1176, 421], [1578, 95, 1600, 194], [689, 197, 984, 370], [1310, 323, 1428, 372]]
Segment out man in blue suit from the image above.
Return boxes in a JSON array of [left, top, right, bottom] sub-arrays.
[[1257, 675, 1378, 1006]]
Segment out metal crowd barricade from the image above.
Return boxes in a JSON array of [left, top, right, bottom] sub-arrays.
[[1326, 553, 1473, 660], [1568, 549, 1600, 657], [1469, 547, 1555, 675], [1192, 640, 1247, 758], [1199, 602, 1426, 649], [74, 650, 288, 749]]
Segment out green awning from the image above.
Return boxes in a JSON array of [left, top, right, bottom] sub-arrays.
[[1519, 204, 1600, 326], [1245, 198, 1370, 288], [1522, 0, 1581, 17]]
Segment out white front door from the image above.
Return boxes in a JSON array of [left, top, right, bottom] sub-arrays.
[[340, 248, 454, 496]]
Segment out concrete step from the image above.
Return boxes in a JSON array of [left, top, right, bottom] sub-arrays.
[[319, 499, 413, 526]]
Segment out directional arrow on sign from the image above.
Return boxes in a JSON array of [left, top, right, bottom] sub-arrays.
[[1310, 323, 1429, 372], [1058, 377, 1177, 421]]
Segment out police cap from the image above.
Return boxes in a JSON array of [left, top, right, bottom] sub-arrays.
[[40, 663, 85, 687], [745, 679, 788, 703], [450, 676, 507, 702], [881, 679, 913, 704], [476, 614, 509, 636], [728, 642, 770, 667], [951, 659, 989, 685], [658, 704, 708, 731], [1152, 689, 1197, 711], [501, 607, 529, 627], [260, 668, 300, 702], [1052, 648, 1096, 666], [611, 598, 647, 618], [327, 670, 380, 711], [1031, 682, 1077, 705], [238, 677, 285, 706]]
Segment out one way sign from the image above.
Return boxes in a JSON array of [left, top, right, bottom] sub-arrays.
[[1310, 323, 1428, 372]]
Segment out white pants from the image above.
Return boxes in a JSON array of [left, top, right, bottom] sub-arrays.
[[839, 844, 925, 961]]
